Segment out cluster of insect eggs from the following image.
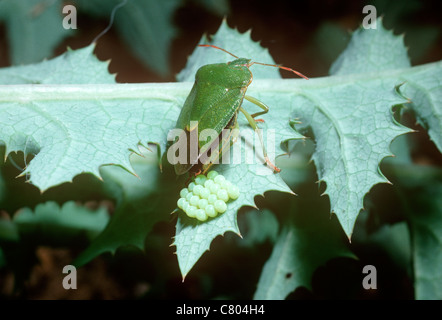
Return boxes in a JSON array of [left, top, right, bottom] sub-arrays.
[[177, 171, 240, 221]]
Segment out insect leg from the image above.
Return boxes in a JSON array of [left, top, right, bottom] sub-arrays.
[[244, 95, 269, 118], [239, 107, 280, 173]]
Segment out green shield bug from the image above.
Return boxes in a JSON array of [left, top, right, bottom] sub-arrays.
[[169, 44, 308, 176]]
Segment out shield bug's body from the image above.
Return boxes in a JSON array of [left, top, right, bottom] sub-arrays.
[[170, 45, 308, 176]]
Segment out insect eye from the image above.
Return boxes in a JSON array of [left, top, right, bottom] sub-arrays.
[[177, 171, 240, 221]]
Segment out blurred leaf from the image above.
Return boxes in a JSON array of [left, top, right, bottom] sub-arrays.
[[74, 149, 180, 266], [313, 22, 350, 67], [76, 0, 181, 76], [0, 218, 19, 243], [254, 206, 354, 300], [0, 0, 73, 65], [405, 27, 440, 63], [194, 0, 229, 15], [390, 164, 442, 300], [238, 209, 278, 247], [13, 201, 109, 241], [353, 212, 412, 276]]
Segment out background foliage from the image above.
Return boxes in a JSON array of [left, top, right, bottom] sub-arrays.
[[0, 0, 441, 299]]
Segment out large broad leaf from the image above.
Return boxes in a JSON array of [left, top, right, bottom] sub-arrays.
[[0, 45, 115, 85], [293, 19, 415, 238], [388, 164, 442, 300], [172, 21, 302, 279], [0, 20, 440, 278], [176, 19, 280, 82], [0, 46, 181, 191], [0, 0, 74, 65], [253, 209, 353, 300], [13, 201, 109, 241], [74, 148, 180, 266]]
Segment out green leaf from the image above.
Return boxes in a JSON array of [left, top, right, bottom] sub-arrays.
[[177, 19, 280, 82], [0, 20, 440, 277], [0, 45, 115, 85], [0, 45, 181, 191], [13, 201, 109, 241], [293, 19, 418, 237], [173, 21, 302, 279], [0, 0, 73, 65], [330, 18, 410, 75], [254, 207, 354, 300], [75, 0, 181, 76], [74, 149, 180, 266], [389, 164, 442, 299], [409, 187, 442, 300], [237, 209, 279, 247], [399, 65, 442, 153], [0, 218, 19, 243], [194, 0, 229, 15], [174, 158, 293, 279], [113, 0, 181, 76]]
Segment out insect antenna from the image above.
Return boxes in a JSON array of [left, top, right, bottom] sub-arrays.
[[250, 61, 309, 80], [91, 0, 128, 44], [198, 45, 239, 59]]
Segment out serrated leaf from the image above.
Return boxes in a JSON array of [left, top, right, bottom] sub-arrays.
[[292, 78, 410, 237], [0, 0, 73, 65], [254, 207, 354, 300], [13, 201, 109, 240], [0, 45, 115, 84], [292, 19, 419, 237], [177, 19, 281, 82], [174, 154, 293, 279], [0, 44, 182, 191], [400, 65, 442, 152], [173, 22, 305, 278], [0, 20, 440, 276], [330, 18, 410, 75]]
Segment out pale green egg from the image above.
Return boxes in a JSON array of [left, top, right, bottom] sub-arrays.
[[195, 209, 208, 221], [208, 194, 218, 205], [207, 170, 218, 180], [177, 197, 186, 209], [198, 198, 208, 209], [205, 205, 217, 218], [193, 184, 203, 196], [217, 189, 229, 202], [189, 195, 200, 207], [200, 187, 211, 199], [186, 205, 197, 218], [180, 188, 189, 198], [214, 200, 227, 213], [185, 192, 193, 202]]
